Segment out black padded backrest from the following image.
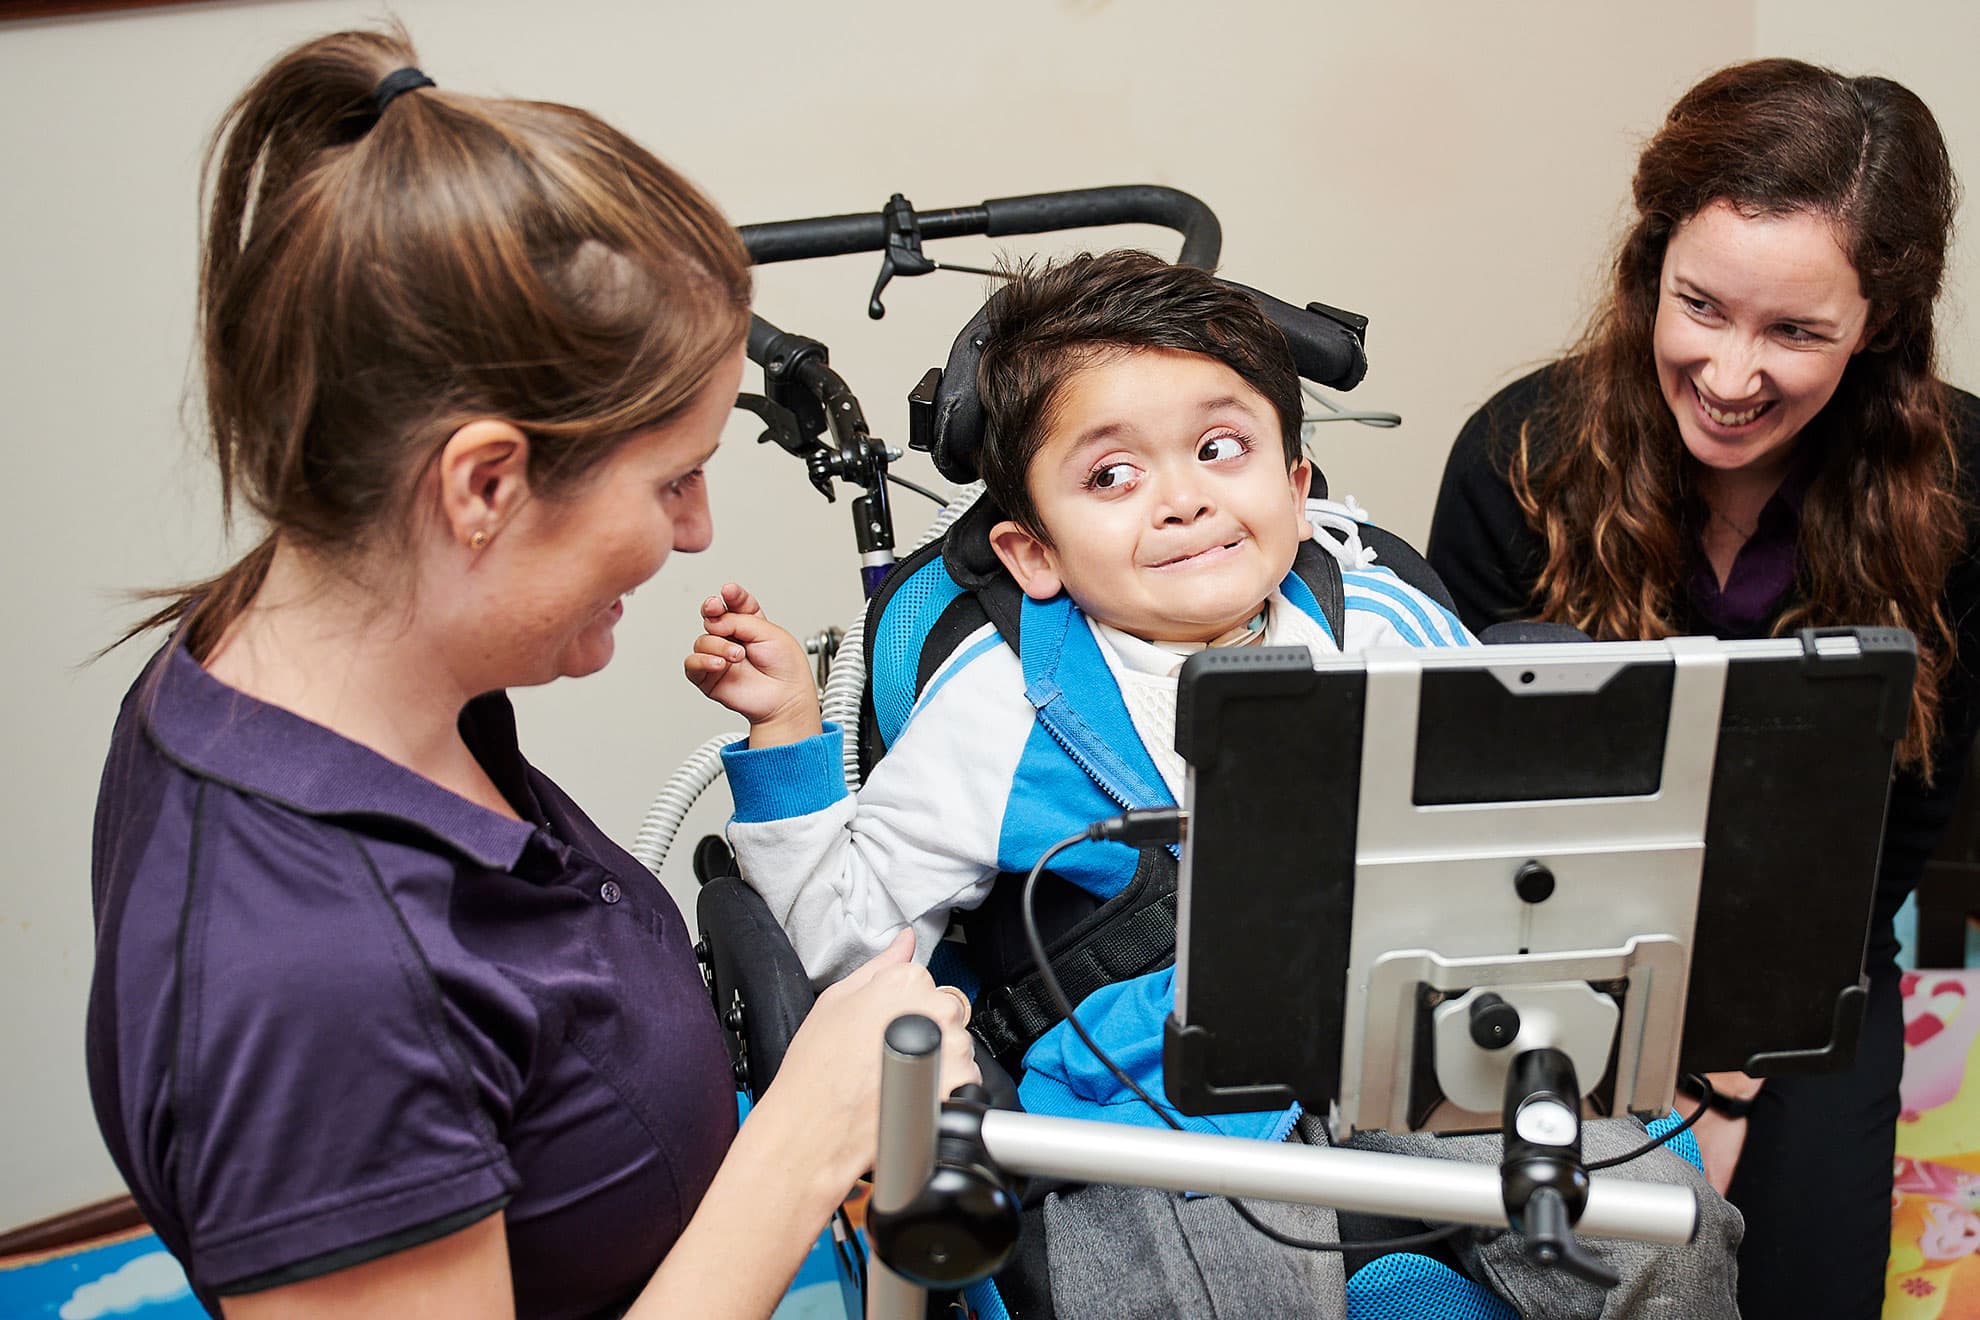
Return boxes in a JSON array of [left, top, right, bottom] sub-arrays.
[[1354, 523, 1460, 617]]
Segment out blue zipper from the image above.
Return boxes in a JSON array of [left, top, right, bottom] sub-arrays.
[[1033, 700, 1182, 861]]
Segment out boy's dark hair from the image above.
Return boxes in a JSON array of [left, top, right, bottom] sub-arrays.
[[975, 250, 1305, 536]]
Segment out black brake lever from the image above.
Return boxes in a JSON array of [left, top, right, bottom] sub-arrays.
[[869, 193, 936, 320], [735, 393, 836, 501]]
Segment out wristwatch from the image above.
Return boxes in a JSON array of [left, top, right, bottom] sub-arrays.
[[1677, 1073, 1757, 1120]]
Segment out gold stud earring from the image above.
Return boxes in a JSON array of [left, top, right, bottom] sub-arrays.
[[469, 530, 489, 551]]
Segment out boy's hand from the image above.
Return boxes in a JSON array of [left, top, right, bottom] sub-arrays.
[[684, 583, 824, 748]]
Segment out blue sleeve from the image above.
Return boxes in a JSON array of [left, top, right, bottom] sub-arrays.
[[722, 723, 851, 822]]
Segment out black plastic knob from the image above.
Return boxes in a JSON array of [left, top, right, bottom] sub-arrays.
[[1515, 861, 1556, 904], [1469, 992, 1522, 1050]]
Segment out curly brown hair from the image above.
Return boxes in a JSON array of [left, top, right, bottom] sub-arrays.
[[1511, 58, 1964, 773]]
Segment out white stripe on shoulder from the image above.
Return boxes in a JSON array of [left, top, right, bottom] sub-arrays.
[[1341, 568, 1471, 647], [905, 623, 1012, 727]]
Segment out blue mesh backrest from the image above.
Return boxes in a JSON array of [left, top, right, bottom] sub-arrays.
[[868, 556, 966, 751], [1644, 1110, 1704, 1172], [1344, 1253, 1518, 1320]]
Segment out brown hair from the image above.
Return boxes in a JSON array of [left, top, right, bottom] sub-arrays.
[[975, 250, 1304, 537], [124, 25, 750, 659], [1509, 58, 1963, 772]]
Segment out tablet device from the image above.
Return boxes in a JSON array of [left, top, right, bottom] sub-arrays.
[[1164, 629, 1913, 1132]]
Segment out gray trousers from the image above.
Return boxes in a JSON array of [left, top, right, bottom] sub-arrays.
[[1034, 1117, 1743, 1319]]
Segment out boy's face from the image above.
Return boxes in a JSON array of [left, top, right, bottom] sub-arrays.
[[989, 347, 1311, 644]]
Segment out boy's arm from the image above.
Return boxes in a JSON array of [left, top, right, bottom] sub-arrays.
[[689, 592, 1025, 985], [725, 645, 1031, 983]]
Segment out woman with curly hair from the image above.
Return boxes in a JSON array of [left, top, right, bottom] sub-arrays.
[[1428, 58, 1979, 1319]]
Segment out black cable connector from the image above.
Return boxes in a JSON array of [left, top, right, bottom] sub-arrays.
[[1085, 807, 1187, 846]]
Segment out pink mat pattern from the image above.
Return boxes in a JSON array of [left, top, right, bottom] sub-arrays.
[[1891, 970, 1980, 1316]]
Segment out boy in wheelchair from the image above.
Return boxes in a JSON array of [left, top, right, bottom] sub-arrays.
[[685, 251, 1738, 1317]]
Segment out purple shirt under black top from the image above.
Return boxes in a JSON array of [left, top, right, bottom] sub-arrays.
[[86, 640, 737, 1318], [1680, 444, 1822, 640]]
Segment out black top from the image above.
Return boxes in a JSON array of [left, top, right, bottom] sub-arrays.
[[1426, 365, 1980, 959]]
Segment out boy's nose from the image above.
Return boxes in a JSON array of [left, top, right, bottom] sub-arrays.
[[1155, 470, 1212, 524]]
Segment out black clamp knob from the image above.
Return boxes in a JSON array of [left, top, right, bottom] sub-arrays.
[[1469, 992, 1522, 1050], [1515, 861, 1556, 904], [866, 1087, 1022, 1288]]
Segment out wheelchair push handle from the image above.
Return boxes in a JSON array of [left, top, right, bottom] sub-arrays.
[[740, 184, 1223, 270]]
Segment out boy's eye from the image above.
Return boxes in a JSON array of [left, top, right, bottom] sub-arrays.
[[1086, 461, 1141, 491], [1198, 434, 1248, 462]]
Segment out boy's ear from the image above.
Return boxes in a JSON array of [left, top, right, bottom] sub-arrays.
[[1289, 457, 1314, 543], [988, 520, 1065, 602], [435, 420, 532, 551]]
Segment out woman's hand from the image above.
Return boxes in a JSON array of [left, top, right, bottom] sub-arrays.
[[1691, 1071, 1762, 1196], [754, 929, 981, 1190], [620, 931, 978, 1319], [683, 583, 823, 748]]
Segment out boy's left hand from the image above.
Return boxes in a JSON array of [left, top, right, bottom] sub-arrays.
[[684, 582, 824, 748]]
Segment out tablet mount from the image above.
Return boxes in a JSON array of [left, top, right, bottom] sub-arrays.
[[859, 630, 1911, 1313]]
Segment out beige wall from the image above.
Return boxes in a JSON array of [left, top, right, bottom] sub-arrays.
[[1, 0, 1970, 1230]]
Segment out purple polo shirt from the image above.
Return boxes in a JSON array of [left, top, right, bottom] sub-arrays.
[[86, 640, 737, 1318]]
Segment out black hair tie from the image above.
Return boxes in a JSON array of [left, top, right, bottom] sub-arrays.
[[371, 66, 435, 116]]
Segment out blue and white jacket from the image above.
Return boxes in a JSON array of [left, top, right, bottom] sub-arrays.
[[724, 565, 1472, 1140]]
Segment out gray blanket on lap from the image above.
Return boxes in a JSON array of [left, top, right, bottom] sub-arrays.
[[1038, 1116, 1741, 1319]]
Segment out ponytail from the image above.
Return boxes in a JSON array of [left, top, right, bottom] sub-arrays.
[[118, 23, 750, 658]]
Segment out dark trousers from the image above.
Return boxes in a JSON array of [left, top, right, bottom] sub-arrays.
[[1728, 958, 1902, 1320]]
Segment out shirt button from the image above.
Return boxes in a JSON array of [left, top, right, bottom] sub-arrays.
[[599, 880, 623, 905]]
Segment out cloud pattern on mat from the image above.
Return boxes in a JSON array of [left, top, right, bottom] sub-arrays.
[[59, 1251, 190, 1319]]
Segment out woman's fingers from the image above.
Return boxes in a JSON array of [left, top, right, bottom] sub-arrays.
[[933, 984, 972, 1026], [943, 1036, 983, 1096], [834, 928, 916, 994]]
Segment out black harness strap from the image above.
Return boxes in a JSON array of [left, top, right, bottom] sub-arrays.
[[969, 855, 1180, 1075], [1298, 536, 1348, 644]]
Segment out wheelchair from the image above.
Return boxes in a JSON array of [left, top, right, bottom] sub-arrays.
[[654, 188, 1709, 1320]]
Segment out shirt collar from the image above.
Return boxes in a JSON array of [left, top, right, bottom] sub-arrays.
[[139, 639, 538, 871]]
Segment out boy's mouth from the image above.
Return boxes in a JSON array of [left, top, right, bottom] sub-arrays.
[[1151, 536, 1245, 569]]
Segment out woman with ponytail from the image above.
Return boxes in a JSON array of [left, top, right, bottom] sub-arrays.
[[86, 27, 974, 1319], [1428, 58, 1979, 1319]]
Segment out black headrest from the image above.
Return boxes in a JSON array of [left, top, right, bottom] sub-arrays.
[[939, 487, 1013, 594], [910, 280, 1370, 485]]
